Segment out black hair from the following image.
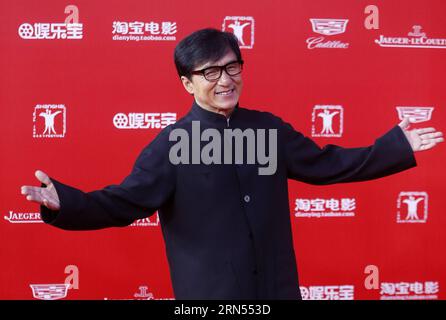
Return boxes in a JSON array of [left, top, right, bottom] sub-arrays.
[[174, 28, 242, 79]]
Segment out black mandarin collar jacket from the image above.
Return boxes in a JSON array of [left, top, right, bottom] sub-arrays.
[[41, 101, 416, 299]]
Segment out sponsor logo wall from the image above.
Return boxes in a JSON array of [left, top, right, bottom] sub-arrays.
[[1, 0, 445, 300]]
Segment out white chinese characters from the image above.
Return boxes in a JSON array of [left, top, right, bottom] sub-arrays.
[[295, 197, 356, 218], [300, 285, 354, 300], [112, 21, 177, 41], [18, 23, 83, 40], [113, 112, 177, 129], [380, 281, 439, 300]]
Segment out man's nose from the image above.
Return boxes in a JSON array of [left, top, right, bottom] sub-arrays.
[[217, 69, 232, 85]]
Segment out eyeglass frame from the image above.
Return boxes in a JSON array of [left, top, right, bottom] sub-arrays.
[[190, 60, 244, 82]]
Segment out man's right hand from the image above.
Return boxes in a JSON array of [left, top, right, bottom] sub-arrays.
[[21, 170, 60, 211]]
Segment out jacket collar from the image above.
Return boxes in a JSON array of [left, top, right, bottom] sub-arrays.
[[190, 100, 239, 126]]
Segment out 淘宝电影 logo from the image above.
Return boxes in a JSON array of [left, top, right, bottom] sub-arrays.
[[18, 5, 82, 40], [295, 197, 356, 218], [112, 21, 177, 41]]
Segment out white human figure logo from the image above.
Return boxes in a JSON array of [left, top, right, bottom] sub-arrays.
[[39, 110, 62, 135], [317, 109, 339, 134], [403, 196, 423, 220], [228, 20, 250, 46]]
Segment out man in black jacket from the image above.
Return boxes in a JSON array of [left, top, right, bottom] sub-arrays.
[[21, 28, 443, 299]]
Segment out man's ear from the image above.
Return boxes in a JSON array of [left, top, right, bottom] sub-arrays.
[[181, 76, 194, 95]]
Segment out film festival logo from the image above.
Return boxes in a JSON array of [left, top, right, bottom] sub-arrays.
[[30, 265, 79, 300], [112, 21, 177, 42], [222, 16, 255, 49], [397, 191, 428, 224], [18, 5, 82, 40], [307, 19, 350, 49], [113, 112, 177, 129], [312, 105, 343, 138], [396, 106, 434, 124], [300, 285, 354, 300], [33, 104, 66, 138], [375, 25, 446, 49], [130, 213, 160, 227]]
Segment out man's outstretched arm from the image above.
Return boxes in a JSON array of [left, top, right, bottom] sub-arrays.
[[20, 128, 176, 230], [284, 117, 443, 185]]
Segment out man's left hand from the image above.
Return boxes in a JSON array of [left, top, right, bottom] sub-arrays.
[[399, 117, 444, 152]]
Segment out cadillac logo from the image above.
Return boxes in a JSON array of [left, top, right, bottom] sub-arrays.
[[30, 284, 70, 300], [310, 19, 349, 36]]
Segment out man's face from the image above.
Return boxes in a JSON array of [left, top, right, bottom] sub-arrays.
[[181, 51, 243, 116]]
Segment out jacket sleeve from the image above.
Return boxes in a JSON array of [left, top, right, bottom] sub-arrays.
[[283, 121, 417, 185], [40, 128, 176, 230]]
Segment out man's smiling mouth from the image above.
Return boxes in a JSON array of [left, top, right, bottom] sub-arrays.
[[215, 88, 235, 96]]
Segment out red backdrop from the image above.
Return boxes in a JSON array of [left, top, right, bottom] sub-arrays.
[[1, 0, 445, 300]]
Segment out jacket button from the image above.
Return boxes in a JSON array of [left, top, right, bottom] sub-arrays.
[[252, 269, 258, 275], [244, 195, 250, 203], [249, 232, 253, 239]]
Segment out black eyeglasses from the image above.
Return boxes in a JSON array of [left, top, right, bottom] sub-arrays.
[[191, 60, 244, 82]]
